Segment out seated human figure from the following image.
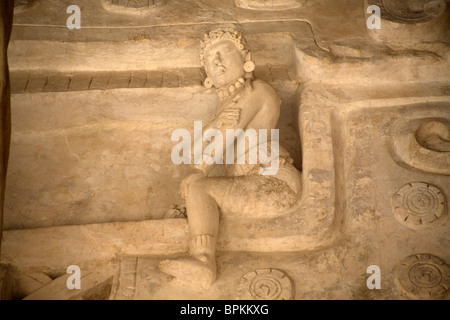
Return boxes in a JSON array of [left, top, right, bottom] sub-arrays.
[[160, 29, 302, 288]]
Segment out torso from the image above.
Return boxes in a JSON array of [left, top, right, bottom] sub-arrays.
[[213, 79, 302, 195]]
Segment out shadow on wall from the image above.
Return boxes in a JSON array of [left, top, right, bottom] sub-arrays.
[[0, 0, 13, 257]]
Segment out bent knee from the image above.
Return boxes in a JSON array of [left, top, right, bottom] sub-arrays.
[[186, 177, 208, 196]]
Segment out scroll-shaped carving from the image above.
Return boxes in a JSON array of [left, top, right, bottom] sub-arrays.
[[391, 182, 447, 230], [395, 254, 450, 299], [368, 0, 447, 23], [236, 269, 294, 300], [390, 117, 450, 175], [416, 121, 450, 152], [235, 0, 305, 10]]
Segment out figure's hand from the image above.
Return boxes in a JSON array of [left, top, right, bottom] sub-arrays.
[[164, 204, 186, 219], [180, 172, 205, 200], [216, 106, 241, 127]]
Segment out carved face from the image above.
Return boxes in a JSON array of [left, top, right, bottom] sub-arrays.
[[203, 40, 245, 89]]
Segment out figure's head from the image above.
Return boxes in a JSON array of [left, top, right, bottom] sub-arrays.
[[200, 29, 254, 89]]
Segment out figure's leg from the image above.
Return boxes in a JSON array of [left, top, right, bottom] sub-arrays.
[[159, 173, 299, 288], [184, 176, 220, 237], [159, 177, 219, 288]]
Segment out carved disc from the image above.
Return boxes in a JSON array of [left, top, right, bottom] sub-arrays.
[[236, 269, 294, 300], [243, 60, 256, 73], [396, 254, 450, 299], [392, 182, 447, 230]]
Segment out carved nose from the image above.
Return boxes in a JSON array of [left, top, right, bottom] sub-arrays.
[[213, 52, 222, 65]]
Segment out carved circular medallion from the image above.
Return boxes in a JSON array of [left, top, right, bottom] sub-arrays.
[[236, 269, 294, 300], [396, 254, 450, 299], [392, 182, 447, 230], [368, 0, 447, 23]]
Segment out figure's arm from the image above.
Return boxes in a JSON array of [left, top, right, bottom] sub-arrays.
[[215, 84, 280, 165], [195, 82, 280, 175], [196, 97, 258, 174]]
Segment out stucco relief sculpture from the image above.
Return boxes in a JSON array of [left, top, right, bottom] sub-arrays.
[[159, 29, 302, 287], [395, 254, 450, 299], [2, 0, 450, 301], [390, 115, 450, 176], [416, 120, 450, 153], [236, 269, 294, 300], [392, 182, 447, 230]]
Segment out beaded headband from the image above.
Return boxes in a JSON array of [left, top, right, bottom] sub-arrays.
[[200, 29, 249, 66]]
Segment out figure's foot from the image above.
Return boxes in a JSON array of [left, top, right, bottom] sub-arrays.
[[159, 254, 216, 289]]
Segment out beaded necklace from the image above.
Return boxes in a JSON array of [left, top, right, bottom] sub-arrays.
[[217, 78, 246, 100]]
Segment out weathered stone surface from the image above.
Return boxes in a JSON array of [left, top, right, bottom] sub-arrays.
[[0, 0, 13, 258], [235, 0, 305, 10], [12, 271, 52, 299], [1, 0, 449, 300], [23, 269, 113, 300], [1, 219, 190, 271], [0, 264, 13, 300]]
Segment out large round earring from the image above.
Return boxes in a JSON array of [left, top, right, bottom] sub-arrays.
[[203, 77, 214, 89], [243, 60, 255, 73]]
